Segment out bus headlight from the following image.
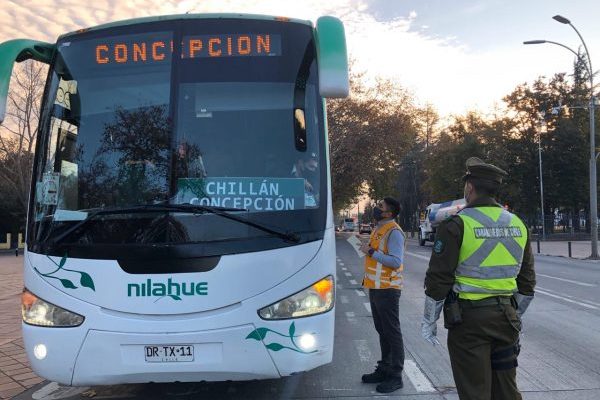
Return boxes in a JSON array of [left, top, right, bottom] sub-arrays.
[[258, 276, 334, 319], [21, 289, 84, 327]]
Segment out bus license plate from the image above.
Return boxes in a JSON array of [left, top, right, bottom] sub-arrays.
[[144, 345, 194, 362]]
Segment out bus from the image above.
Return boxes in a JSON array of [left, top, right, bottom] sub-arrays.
[[342, 218, 356, 232], [0, 13, 348, 385]]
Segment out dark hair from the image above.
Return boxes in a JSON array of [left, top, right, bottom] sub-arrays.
[[467, 178, 499, 197], [383, 197, 401, 218]]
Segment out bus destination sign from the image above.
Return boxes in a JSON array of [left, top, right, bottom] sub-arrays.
[[95, 34, 282, 65]]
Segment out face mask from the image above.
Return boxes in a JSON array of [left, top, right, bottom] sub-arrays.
[[373, 207, 385, 221]]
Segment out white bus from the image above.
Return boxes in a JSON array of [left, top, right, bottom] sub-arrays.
[[0, 13, 348, 385], [342, 218, 356, 232]]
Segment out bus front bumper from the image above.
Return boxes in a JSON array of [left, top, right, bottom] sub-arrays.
[[23, 315, 333, 386]]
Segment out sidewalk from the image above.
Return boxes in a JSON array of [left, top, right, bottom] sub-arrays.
[[0, 254, 43, 399], [533, 240, 597, 260], [406, 236, 599, 260]]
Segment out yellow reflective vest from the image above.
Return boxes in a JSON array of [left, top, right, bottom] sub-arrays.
[[363, 220, 404, 290], [455, 207, 527, 300]]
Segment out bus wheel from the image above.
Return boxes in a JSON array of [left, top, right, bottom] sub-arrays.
[[419, 230, 426, 246]]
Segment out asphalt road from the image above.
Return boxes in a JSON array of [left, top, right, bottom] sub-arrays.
[[16, 233, 600, 399]]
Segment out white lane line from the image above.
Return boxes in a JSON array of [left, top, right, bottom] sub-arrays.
[[347, 235, 365, 258], [404, 360, 436, 392], [363, 302, 371, 313], [342, 267, 348, 271], [345, 311, 355, 318], [536, 287, 600, 310], [355, 289, 366, 297], [537, 273, 596, 287], [340, 295, 349, 304], [339, 262, 345, 266], [349, 279, 358, 285], [353, 339, 373, 362], [405, 251, 430, 261], [32, 382, 90, 399], [537, 286, 600, 306], [344, 272, 352, 277]]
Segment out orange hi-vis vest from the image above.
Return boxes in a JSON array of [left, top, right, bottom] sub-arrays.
[[363, 220, 404, 290]]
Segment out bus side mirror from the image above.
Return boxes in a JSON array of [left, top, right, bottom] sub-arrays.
[[316, 16, 349, 98], [0, 39, 55, 123]]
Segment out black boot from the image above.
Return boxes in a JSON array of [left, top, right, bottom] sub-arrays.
[[361, 366, 387, 383], [376, 376, 404, 393]]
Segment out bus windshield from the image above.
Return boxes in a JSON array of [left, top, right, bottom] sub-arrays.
[[29, 19, 326, 258]]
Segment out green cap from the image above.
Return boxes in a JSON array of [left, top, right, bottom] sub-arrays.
[[462, 157, 507, 184]]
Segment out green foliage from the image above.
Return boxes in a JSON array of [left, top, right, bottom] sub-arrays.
[[421, 68, 592, 228], [327, 72, 423, 213]]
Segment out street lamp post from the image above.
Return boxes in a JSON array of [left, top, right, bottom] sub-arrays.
[[524, 14, 598, 259], [538, 118, 546, 240]]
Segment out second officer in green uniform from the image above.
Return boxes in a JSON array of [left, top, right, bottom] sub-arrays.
[[421, 157, 536, 400]]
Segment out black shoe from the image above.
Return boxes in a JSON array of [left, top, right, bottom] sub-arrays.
[[376, 376, 404, 393], [361, 367, 387, 383]]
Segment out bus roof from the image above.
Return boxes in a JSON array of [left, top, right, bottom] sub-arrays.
[[58, 13, 313, 41]]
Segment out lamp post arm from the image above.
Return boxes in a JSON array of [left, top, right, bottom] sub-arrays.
[[567, 23, 593, 84], [544, 40, 593, 79]]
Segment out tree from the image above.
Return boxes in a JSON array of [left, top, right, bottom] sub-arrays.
[[0, 60, 47, 232], [327, 73, 420, 213]]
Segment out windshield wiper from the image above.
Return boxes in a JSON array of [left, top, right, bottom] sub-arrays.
[[46, 204, 299, 249]]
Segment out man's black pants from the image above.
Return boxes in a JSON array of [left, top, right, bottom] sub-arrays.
[[369, 288, 404, 377]]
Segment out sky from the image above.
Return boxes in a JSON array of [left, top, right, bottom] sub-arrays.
[[1, 0, 600, 117]]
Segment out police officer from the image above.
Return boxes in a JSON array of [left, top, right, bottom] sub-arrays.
[[421, 157, 536, 400]]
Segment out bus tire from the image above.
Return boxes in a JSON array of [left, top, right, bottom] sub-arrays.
[[419, 230, 426, 246]]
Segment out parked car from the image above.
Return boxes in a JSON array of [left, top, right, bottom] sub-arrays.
[[359, 223, 372, 234]]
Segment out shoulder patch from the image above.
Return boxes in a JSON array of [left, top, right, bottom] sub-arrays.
[[433, 239, 445, 254]]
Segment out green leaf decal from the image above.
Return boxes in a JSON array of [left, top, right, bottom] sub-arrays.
[[79, 272, 95, 291], [265, 343, 284, 351], [289, 321, 296, 338], [59, 255, 67, 268], [59, 279, 77, 289], [168, 294, 182, 301], [246, 327, 269, 341]]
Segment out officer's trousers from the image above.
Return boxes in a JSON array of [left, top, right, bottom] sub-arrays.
[[369, 288, 404, 376], [447, 300, 522, 400]]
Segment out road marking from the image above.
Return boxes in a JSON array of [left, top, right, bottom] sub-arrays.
[[404, 359, 436, 392], [33, 382, 90, 399], [342, 267, 347, 271], [353, 339, 373, 362], [363, 302, 372, 313], [340, 295, 349, 304], [344, 272, 352, 277], [339, 262, 345, 266], [537, 273, 596, 287], [536, 287, 600, 310], [349, 279, 358, 285], [355, 289, 366, 297], [347, 235, 365, 258], [405, 251, 430, 261], [345, 311, 355, 319]]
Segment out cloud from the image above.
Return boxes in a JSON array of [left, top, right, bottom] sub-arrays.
[[0, 0, 578, 117]]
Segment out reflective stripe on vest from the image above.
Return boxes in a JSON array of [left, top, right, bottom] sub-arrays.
[[454, 207, 527, 300], [363, 221, 404, 290]]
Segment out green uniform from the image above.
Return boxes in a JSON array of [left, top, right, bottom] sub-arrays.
[[425, 197, 536, 400]]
